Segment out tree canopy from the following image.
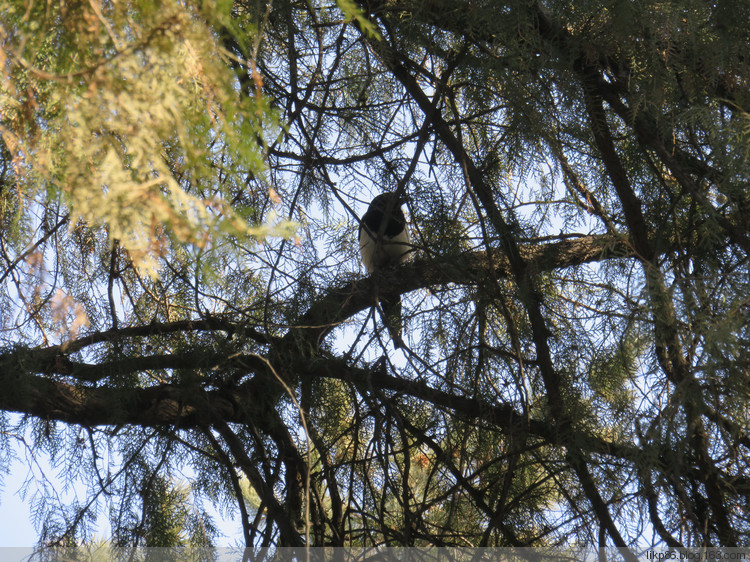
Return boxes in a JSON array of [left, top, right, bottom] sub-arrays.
[[1, 0, 748, 549]]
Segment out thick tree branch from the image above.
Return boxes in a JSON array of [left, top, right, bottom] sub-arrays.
[[289, 234, 631, 349], [582, 65, 737, 548]]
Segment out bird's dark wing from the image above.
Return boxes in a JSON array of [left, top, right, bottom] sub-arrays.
[[361, 194, 406, 239]]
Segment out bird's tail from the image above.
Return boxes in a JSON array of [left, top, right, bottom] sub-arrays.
[[379, 292, 404, 349]]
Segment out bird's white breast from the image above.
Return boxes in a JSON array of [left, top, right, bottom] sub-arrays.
[[359, 227, 411, 273]]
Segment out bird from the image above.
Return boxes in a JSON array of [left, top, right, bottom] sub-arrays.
[[358, 192, 411, 348]]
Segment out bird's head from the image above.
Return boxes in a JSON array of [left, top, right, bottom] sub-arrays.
[[370, 192, 406, 211]]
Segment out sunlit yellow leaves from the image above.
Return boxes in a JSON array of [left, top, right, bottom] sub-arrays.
[[51, 288, 91, 341], [0, 0, 290, 278]]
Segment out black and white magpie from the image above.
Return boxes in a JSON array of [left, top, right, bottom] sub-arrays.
[[358, 192, 411, 348]]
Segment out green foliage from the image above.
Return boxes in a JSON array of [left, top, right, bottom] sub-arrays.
[[588, 328, 645, 413], [139, 477, 214, 547], [336, 0, 381, 40]]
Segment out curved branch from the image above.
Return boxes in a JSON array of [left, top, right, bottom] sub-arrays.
[[288, 234, 631, 349]]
